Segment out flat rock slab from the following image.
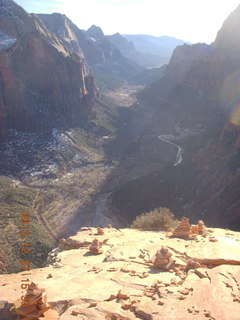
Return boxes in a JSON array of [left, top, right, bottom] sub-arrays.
[[1, 228, 240, 319], [184, 237, 240, 265]]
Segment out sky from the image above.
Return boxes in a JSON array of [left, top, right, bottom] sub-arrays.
[[15, 0, 240, 43]]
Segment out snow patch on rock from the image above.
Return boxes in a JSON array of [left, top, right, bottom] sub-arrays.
[[0, 31, 16, 51]]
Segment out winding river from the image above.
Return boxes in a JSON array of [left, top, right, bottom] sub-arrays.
[[158, 134, 183, 166], [158, 122, 202, 166]]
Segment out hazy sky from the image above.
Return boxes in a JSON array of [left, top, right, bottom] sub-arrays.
[[15, 0, 240, 43]]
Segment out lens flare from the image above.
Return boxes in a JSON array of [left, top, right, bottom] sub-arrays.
[[220, 72, 240, 106], [229, 102, 240, 126], [219, 71, 240, 127]]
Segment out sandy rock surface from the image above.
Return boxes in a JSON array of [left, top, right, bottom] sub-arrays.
[[1, 227, 240, 319]]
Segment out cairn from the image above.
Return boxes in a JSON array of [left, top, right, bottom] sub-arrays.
[[190, 220, 206, 236], [190, 225, 199, 234], [89, 239, 103, 254], [171, 217, 192, 238], [197, 220, 206, 235], [10, 282, 55, 319], [97, 227, 104, 235], [152, 246, 175, 271]]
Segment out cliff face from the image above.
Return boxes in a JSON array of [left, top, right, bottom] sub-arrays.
[[37, 14, 106, 66], [36, 16, 144, 90], [0, 0, 96, 136], [166, 43, 214, 83]]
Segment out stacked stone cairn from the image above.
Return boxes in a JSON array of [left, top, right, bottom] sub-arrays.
[[171, 217, 192, 238], [10, 282, 52, 319], [197, 220, 206, 235], [152, 246, 175, 271], [89, 239, 103, 254], [168, 217, 207, 239], [97, 227, 104, 235]]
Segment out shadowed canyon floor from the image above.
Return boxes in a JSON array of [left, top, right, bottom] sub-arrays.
[[1, 227, 240, 319]]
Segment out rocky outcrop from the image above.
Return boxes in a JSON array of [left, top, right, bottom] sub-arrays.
[[166, 43, 214, 81], [0, 0, 96, 136]]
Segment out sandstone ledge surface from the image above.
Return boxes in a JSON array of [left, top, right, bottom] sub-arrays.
[[1, 227, 240, 319]]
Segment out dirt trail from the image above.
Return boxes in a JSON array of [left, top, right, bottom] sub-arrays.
[[35, 196, 58, 241]]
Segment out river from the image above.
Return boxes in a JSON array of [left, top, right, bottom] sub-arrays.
[[158, 122, 202, 166]]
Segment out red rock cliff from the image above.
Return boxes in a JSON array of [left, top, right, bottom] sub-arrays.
[[0, 0, 96, 136]]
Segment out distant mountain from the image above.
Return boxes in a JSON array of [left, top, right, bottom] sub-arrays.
[[84, 25, 145, 89], [107, 32, 168, 68], [123, 34, 190, 60], [0, 0, 96, 136], [86, 24, 105, 41]]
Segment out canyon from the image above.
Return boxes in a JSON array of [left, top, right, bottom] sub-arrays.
[[0, 1, 240, 319], [0, 0, 239, 279]]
